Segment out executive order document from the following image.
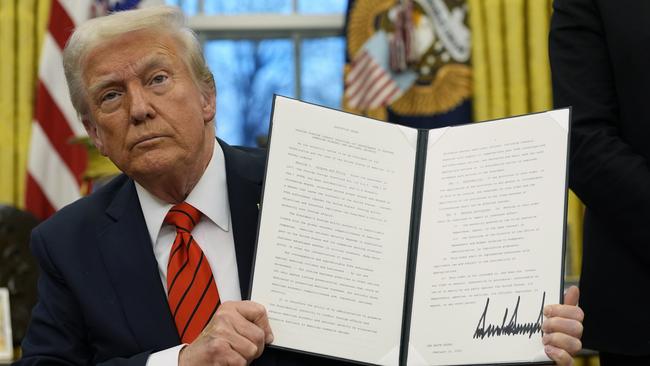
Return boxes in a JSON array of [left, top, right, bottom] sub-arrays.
[[250, 96, 570, 366]]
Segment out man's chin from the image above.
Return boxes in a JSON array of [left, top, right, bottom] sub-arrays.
[[121, 157, 178, 182]]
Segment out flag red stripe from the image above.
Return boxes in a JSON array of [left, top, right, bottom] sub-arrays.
[[347, 53, 374, 87], [360, 76, 395, 109], [26, 174, 56, 221], [379, 86, 401, 106], [368, 84, 399, 109], [346, 61, 381, 102], [346, 56, 377, 91], [346, 52, 371, 85], [35, 82, 87, 184], [348, 64, 385, 107], [359, 71, 392, 106], [49, 0, 76, 51]]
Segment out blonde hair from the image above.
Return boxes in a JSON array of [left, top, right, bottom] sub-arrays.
[[63, 6, 214, 118]]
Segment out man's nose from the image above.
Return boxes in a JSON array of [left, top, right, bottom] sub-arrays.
[[128, 85, 156, 123]]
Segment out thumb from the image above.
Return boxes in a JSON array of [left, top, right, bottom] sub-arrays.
[[563, 285, 579, 306]]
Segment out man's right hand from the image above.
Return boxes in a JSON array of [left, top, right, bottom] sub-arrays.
[[178, 301, 274, 366]]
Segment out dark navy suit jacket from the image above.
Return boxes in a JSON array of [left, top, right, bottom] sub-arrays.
[[550, 0, 650, 354], [16, 140, 355, 366]]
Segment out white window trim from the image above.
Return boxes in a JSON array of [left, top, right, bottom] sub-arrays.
[[189, 14, 345, 36]]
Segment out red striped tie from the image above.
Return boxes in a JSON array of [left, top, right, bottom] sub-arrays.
[[165, 202, 220, 343]]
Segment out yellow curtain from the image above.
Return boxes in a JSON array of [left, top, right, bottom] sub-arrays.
[[0, 0, 50, 209], [469, 0, 553, 120]]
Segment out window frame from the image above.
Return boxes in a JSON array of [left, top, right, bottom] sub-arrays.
[[188, 13, 345, 99]]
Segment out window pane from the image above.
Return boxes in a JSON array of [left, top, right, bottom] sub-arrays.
[[203, 0, 292, 14], [205, 39, 295, 147], [301, 37, 344, 109], [298, 0, 347, 14]]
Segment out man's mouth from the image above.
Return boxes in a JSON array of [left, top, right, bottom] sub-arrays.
[[131, 134, 166, 149]]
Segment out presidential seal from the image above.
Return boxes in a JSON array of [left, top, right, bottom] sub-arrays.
[[346, 0, 471, 117]]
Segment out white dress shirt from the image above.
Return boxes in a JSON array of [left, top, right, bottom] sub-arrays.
[[136, 143, 242, 365]]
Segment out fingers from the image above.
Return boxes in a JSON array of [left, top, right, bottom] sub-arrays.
[[544, 344, 574, 366], [563, 286, 580, 306], [543, 303, 584, 323], [543, 331, 582, 356], [543, 316, 583, 339], [181, 301, 273, 365], [543, 286, 582, 320], [234, 301, 274, 343], [216, 301, 272, 361], [222, 326, 265, 360], [544, 329, 580, 366], [231, 316, 267, 359], [541, 286, 583, 366]]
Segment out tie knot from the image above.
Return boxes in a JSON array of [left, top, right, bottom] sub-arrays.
[[164, 202, 201, 232]]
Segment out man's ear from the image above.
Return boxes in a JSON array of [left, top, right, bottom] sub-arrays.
[[82, 116, 107, 156], [201, 88, 216, 124]]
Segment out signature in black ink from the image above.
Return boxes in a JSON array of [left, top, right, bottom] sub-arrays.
[[473, 292, 545, 339]]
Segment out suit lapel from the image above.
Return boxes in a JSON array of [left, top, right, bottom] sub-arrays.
[[97, 178, 180, 350], [220, 140, 265, 300]]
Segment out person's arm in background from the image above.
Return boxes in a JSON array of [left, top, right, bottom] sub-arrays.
[[550, 0, 650, 265]]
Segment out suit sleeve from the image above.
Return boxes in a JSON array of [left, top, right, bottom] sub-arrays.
[[550, 0, 650, 264], [16, 228, 152, 366]]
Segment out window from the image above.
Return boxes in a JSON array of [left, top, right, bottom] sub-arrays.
[[166, 0, 347, 146]]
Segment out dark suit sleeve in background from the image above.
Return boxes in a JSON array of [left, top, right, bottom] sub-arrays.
[[550, 0, 650, 265], [550, 0, 650, 355]]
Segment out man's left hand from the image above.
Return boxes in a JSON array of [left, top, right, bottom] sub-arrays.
[[542, 285, 584, 366]]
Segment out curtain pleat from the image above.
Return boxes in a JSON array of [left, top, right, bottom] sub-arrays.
[[0, 0, 18, 206], [504, 0, 528, 116], [0, 0, 50, 208]]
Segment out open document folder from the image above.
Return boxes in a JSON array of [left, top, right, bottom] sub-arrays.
[[251, 96, 570, 366]]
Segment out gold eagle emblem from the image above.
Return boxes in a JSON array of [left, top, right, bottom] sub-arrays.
[[345, 0, 471, 117]]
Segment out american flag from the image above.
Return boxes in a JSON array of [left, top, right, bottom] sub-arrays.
[[26, 0, 156, 220], [345, 51, 401, 110], [344, 31, 417, 111]]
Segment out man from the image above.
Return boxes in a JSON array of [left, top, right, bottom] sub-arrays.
[[17, 6, 583, 366], [550, 0, 650, 365]]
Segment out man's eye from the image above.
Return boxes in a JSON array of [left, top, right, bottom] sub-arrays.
[[151, 74, 168, 84], [101, 91, 119, 102]]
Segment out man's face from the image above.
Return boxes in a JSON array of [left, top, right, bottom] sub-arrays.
[[81, 29, 215, 181]]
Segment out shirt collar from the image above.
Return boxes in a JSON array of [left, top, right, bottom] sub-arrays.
[[135, 142, 231, 245]]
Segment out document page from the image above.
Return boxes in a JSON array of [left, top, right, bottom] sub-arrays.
[[408, 111, 569, 365], [251, 96, 418, 365]]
